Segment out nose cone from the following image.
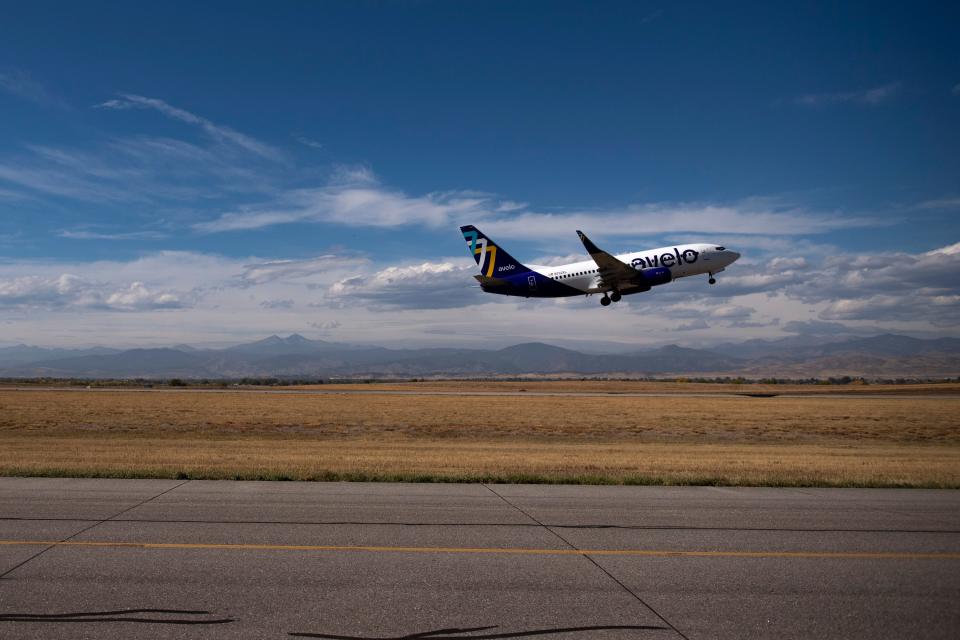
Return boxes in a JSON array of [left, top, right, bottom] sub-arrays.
[[725, 250, 741, 265]]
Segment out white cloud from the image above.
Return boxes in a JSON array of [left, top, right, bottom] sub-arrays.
[[479, 202, 875, 241], [612, 240, 960, 333], [194, 184, 877, 240], [328, 260, 484, 309], [665, 234, 827, 255], [194, 184, 492, 232], [259, 298, 295, 309], [0, 160, 138, 203], [239, 255, 368, 286], [787, 245, 959, 302], [796, 82, 900, 107], [329, 164, 378, 185], [0, 138, 258, 206], [59, 229, 168, 241], [674, 318, 710, 331], [0, 274, 187, 311], [913, 197, 960, 211], [2, 240, 958, 349], [768, 256, 808, 270], [0, 82, 955, 349], [309, 320, 341, 332], [710, 305, 755, 320], [927, 242, 960, 256], [774, 243, 960, 326], [529, 253, 588, 267], [96, 94, 283, 161], [105, 137, 273, 192], [0, 96, 886, 249], [820, 296, 900, 320], [495, 200, 528, 212], [666, 242, 959, 331], [781, 320, 862, 335], [295, 136, 324, 149], [0, 251, 354, 346], [105, 282, 184, 309], [685, 258, 807, 297]]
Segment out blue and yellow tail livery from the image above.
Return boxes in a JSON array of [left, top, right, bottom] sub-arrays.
[[460, 225, 529, 277]]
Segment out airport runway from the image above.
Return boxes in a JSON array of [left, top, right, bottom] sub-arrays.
[[1, 480, 958, 639]]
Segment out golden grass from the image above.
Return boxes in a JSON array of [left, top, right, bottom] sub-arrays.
[[293, 380, 960, 395], [1, 387, 958, 486], [2, 389, 957, 442], [1, 438, 957, 487]]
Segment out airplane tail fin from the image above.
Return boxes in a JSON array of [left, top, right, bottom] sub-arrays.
[[459, 225, 530, 277]]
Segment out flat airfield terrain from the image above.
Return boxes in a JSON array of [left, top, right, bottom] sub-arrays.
[[1, 382, 958, 486], [0, 479, 957, 639], [290, 379, 960, 395]]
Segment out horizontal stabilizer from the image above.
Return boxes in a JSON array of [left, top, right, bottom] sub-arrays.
[[473, 274, 510, 287]]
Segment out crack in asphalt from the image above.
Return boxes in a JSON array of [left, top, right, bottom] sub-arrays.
[[482, 484, 691, 640]]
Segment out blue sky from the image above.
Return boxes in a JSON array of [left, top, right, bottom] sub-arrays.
[[1, 1, 958, 348]]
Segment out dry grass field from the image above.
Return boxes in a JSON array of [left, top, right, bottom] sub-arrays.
[[1, 384, 958, 486], [292, 380, 960, 396]]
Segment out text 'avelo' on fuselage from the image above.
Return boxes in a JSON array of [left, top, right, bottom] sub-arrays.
[[460, 225, 740, 306]]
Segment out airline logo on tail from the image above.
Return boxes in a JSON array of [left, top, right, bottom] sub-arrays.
[[463, 228, 498, 277]]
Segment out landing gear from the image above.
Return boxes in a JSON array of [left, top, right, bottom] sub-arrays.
[[600, 291, 621, 306], [708, 273, 717, 285]]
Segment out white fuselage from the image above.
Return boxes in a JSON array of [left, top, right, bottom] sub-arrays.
[[534, 243, 740, 294]]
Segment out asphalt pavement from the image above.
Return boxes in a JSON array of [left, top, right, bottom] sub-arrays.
[[0, 479, 958, 639]]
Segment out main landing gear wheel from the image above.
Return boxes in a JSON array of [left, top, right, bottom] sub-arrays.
[[600, 295, 612, 306], [610, 291, 622, 303]]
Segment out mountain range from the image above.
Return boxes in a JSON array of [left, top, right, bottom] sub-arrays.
[[1, 333, 958, 380]]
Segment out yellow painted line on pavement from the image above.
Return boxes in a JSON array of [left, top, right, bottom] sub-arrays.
[[1, 540, 958, 560]]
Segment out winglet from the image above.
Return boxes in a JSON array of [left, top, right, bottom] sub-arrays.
[[576, 230, 603, 256]]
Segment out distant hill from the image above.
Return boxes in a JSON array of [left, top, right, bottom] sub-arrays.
[[225, 334, 344, 356], [0, 333, 957, 379], [0, 344, 121, 366], [18, 348, 216, 378], [836, 334, 960, 357]]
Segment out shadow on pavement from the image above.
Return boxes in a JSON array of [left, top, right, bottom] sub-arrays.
[[289, 623, 669, 638], [0, 608, 234, 625]]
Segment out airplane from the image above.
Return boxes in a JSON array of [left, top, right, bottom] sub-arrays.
[[460, 224, 740, 306]]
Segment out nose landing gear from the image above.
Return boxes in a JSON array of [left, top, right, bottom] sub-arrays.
[[708, 273, 717, 285]]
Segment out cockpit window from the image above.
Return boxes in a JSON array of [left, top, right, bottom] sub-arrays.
[[716, 246, 726, 251]]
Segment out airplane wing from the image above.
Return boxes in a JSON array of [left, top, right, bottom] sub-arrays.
[[576, 230, 642, 291]]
